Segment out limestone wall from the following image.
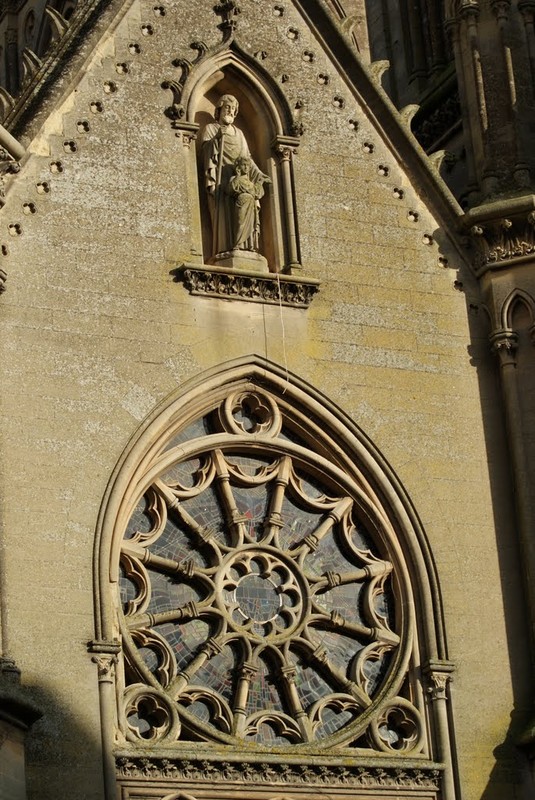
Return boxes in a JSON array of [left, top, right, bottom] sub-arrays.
[[0, 1, 529, 798]]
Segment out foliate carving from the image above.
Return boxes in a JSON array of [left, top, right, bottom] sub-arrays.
[[0, 88, 15, 124], [490, 329, 518, 362], [89, 638, 121, 680], [21, 48, 42, 87], [423, 660, 455, 702], [274, 143, 297, 163], [466, 211, 535, 271], [162, 5, 244, 122], [92, 654, 118, 680], [115, 754, 441, 789], [44, 7, 70, 40], [177, 264, 319, 307], [428, 672, 450, 700]]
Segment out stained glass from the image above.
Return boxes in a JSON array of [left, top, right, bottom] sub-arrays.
[[119, 417, 401, 748], [125, 494, 154, 539], [163, 416, 213, 450], [246, 656, 285, 715]]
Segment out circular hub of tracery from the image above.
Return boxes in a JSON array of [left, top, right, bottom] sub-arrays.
[[118, 389, 419, 752], [219, 548, 306, 639]]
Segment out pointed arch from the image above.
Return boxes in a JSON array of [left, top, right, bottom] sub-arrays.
[[95, 356, 446, 656], [166, 39, 303, 271], [182, 44, 295, 136], [93, 356, 456, 797], [501, 288, 535, 331]]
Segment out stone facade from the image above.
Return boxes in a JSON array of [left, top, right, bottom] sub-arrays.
[[0, 1, 533, 800]]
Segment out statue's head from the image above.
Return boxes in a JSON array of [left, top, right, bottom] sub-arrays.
[[234, 156, 251, 175], [215, 94, 239, 124]]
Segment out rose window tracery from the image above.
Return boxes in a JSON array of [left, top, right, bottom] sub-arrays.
[[117, 389, 421, 753]]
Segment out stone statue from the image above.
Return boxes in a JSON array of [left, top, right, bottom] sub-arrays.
[[228, 156, 264, 251], [202, 94, 270, 270]]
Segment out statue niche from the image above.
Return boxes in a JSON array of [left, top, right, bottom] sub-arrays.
[[201, 93, 272, 272]]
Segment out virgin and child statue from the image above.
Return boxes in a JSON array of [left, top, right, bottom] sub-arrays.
[[202, 94, 271, 270]]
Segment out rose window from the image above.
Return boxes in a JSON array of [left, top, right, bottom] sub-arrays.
[[117, 389, 421, 752]]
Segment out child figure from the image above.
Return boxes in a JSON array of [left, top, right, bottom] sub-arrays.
[[228, 156, 265, 251]]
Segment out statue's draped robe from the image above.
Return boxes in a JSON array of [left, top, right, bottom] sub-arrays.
[[229, 174, 264, 251], [202, 123, 264, 257]]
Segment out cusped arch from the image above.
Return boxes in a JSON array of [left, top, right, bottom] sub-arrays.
[[94, 356, 456, 795]]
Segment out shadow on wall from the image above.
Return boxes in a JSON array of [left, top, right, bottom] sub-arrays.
[[23, 679, 104, 800], [461, 265, 534, 800]]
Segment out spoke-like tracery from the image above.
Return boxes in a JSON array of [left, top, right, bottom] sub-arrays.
[[117, 388, 422, 753]]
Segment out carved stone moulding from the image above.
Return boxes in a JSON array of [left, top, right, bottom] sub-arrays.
[[461, 196, 535, 275], [176, 263, 320, 308], [115, 753, 442, 796]]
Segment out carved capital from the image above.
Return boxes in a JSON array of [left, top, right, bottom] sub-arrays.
[[272, 135, 300, 163], [459, 0, 480, 21], [519, 0, 535, 22], [464, 209, 535, 273], [92, 654, 117, 680], [173, 121, 199, 147], [427, 672, 451, 701], [491, 0, 511, 21], [490, 329, 518, 364], [89, 638, 121, 680], [275, 144, 295, 162], [423, 660, 455, 701], [240, 662, 258, 680]]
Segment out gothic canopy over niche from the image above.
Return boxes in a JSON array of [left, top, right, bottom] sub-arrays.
[[162, 2, 303, 276], [96, 358, 455, 797]]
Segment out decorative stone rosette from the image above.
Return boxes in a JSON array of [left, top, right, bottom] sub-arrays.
[[116, 388, 421, 754]]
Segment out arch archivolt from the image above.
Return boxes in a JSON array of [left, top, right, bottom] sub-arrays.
[[94, 357, 456, 799]]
